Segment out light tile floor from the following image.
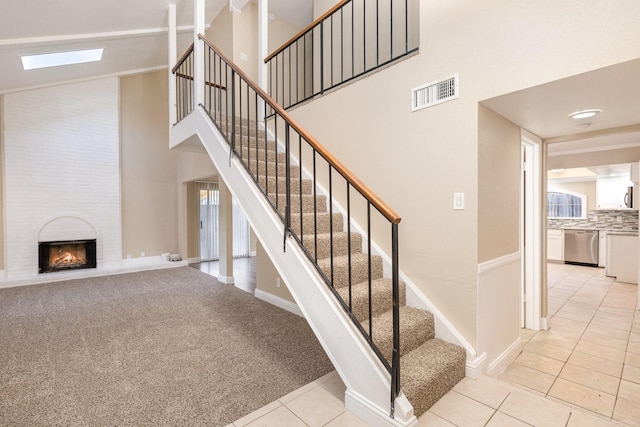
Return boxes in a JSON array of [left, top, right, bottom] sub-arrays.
[[229, 263, 639, 426]]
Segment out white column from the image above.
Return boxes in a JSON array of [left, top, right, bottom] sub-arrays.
[[258, 0, 268, 121], [194, 0, 206, 108], [168, 3, 177, 127], [218, 180, 234, 284]]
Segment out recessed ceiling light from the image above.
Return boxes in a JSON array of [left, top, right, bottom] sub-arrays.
[[21, 48, 104, 71], [568, 109, 602, 120]]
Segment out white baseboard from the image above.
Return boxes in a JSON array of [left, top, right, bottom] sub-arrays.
[[234, 280, 254, 294], [255, 289, 303, 317], [540, 316, 549, 330], [0, 258, 188, 289], [345, 389, 418, 427], [486, 338, 522, 377], [465, 352, 487, 379], [218, 274, 234, 284]]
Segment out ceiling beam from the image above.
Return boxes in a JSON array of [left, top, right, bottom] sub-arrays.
[[0, 26, 205, 48]]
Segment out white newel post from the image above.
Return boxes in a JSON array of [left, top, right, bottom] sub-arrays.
[[168, 3, 177, 127], [218, 180, 234, 284], [194, 0, 205, 109]]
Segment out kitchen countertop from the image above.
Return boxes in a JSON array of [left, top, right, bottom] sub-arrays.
[[549, 226, 638, 233], [607, 231, 639, 237]]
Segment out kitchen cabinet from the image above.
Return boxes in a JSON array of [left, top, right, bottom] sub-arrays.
[[596, 177, 631, 209], [547, 229, 564, 262], [598, 231, 607, 267], [632, 162, 639, 184], [606, 233, 638, 284]]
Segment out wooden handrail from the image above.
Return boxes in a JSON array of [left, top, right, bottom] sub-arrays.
[[174, 72, 227, 90], [171, 42, 194, 74], [199, 33, 400, 225], [264, 0, 351, 63]]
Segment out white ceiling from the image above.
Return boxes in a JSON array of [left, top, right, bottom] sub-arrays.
[[0, 0, 312, 93], [482, 58, 640, 154]]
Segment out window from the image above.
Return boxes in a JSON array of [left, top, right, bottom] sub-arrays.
[[547, 191, 586, 218], [198, 181, 251, 261]]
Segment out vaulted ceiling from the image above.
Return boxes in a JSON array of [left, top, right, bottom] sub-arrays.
[[0, 0, 311, 93]]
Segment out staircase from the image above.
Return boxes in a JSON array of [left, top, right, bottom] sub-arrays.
[[217, 115, 466, 418], [171, 34, 467, 425]]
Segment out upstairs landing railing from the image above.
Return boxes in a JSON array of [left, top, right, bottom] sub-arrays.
[[265, 0, 419, 109], [173, 34, 402, 417]]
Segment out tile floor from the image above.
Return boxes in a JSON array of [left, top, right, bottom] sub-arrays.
[[224, 262, 639, 426]]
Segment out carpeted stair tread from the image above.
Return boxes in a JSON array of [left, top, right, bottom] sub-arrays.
[[257, 176, 313, 196], [290, 212, 344, 235], [317, 253, 383, 289], [400, 339, 466, 416], [301, 232, 362, 260], [272, 193, 327, 214], [361, 306, 434, 363], [336, 278, 406, 322], [240, 146, 287, 163], [244, 159, 299, 178]]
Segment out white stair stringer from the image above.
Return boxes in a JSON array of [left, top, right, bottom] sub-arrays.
[[170, 107, 418, 427]]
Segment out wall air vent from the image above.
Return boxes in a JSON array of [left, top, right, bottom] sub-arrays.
[[411, 74, 459, 112]]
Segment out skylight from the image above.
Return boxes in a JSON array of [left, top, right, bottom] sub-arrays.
[[21, 48, 104, 71]]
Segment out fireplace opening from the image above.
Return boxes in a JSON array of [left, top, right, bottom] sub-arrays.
[[39, 239, 97, 274]]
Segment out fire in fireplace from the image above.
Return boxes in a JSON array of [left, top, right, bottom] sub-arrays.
[[39, 239, 97, 274]]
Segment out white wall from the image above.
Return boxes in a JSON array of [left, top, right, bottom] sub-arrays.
[[3, 78, 121, 279]]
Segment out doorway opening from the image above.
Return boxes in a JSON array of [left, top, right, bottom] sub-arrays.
[[197, 180, 251, 261], [521, 130, 545, 330]]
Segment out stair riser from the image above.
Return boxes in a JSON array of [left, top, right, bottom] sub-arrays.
[[273, 194, 327, 214], [401, 340, 466, 417], [258, 177, 313, 196], [302, 233, 362, 260], [337, 281, 407, 323], [290, 213, 344, 235], [240, 147, 286, 163], [321, 255, 383, 289], [244, 161, 299, 178], [374, 316, 434, 363]]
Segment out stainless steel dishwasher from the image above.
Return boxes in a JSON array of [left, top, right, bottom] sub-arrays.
[[564, 229, 599, 266]]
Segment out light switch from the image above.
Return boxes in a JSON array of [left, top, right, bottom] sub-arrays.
[[453, 192, 465, 210]]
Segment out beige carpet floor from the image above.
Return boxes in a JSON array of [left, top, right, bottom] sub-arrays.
[[0, 267, 334, 426]]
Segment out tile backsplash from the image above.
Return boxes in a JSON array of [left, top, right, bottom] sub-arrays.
[[548, 210, 638, 231]]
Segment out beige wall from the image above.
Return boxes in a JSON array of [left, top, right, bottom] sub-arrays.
[[313, 0, 338, 19], [232, 2, 259, 81], [287, 0, 640, 346], [478, 104, 521, 263], [256, 240, 294, 302], [0, 95, 4, 270], [120, 70, 179, 258], [268, 13, 301, 54], [207, 5, 233, 57]]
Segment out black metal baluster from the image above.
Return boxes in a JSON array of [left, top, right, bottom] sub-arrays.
[[298, 134, 303, 245], [320, 21, 324, 94], [284, 123, 291, 251], [340, 7, 344, 83], [390, 222, 400, 418], [347, 183, 352, 313], [390, 0, 394, 59], [367, 202, 372, 338], [330, 13, 334, 87], [313, 151, 318, 262], [329, 165, 334, 287], [376, 0, 379, 66]]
